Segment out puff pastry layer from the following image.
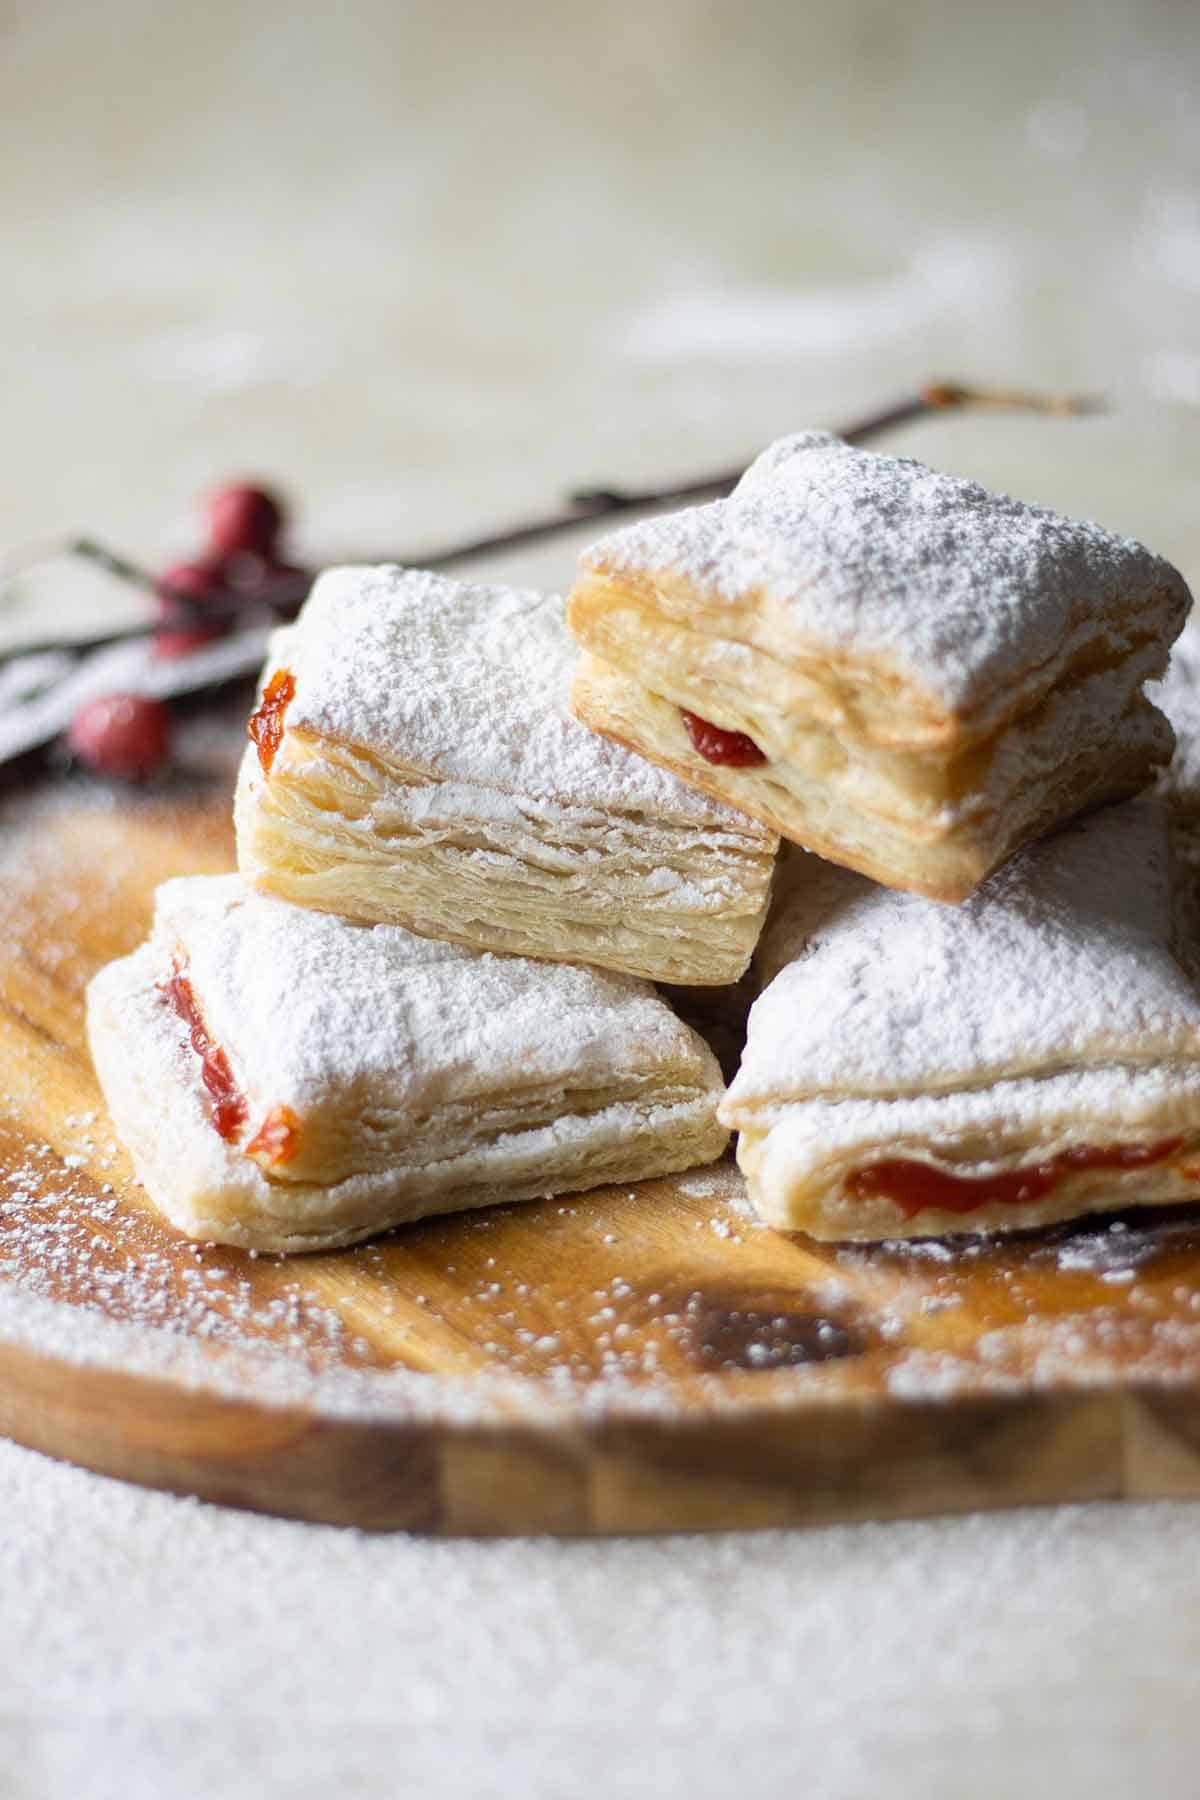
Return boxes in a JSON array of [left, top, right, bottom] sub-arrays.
[[234, 567, 777, 985], [87, 875, 729, 1253], [720, 798, 1200, 1239], [568, 432, 1189, 902]]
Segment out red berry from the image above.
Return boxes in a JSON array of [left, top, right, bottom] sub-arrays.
[[155, 559, 225, 611], [226, 553, 310, 612], [204, 483, 285, 558], [153, 560, 232, 659], [68, 694, 172, 781]]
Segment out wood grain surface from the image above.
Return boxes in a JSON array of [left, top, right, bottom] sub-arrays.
[[4, 764, 1200, 1535]]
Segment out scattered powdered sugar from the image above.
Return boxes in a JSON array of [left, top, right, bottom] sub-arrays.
[[1052, 1212, 1197, 1275], [673, 1165, 741, 1201], [0, 1128, 368, 1376], [885, 1349, 1016, 1397], [580, 431, 1189, 720]]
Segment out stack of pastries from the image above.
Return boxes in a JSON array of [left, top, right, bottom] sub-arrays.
[[88, 431, 1200, 1251]]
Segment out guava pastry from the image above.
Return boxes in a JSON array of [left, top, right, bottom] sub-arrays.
[[567, 432, 1189, 903], [719, 798, 1200, 1240], [86, 875, 728, 1253], [233, 566, 777, 986]]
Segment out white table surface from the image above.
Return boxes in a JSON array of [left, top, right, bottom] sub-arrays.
[[3, 1, 1200, 1792]]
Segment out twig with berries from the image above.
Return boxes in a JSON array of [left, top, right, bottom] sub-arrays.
[[0, 380, 1096, 779]]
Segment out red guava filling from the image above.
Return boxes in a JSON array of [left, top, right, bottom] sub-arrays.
[[160, 966, 248, 1143], [848, 1138, 1184, 1220], [248, 668, 296, 774], [245, 1104, 301, 1167], [680, 709, 767, 767]]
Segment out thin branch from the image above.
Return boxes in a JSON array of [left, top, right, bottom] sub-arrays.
[[403, 380, 1099, 568], [0, 380, 1099, 666]]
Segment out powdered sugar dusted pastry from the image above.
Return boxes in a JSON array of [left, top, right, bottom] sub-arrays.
[[568, 433, 1189, 902], [720, 798, 1200, 1240], [87, 875, 728, 1253], [234, 567, 777, 986]]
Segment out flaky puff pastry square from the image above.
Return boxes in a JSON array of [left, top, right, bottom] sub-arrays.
[[719, 797, 1200, 1240], [87, 876, 729, 1253], [234, 567, 777, 986], [568, 432, 1190, 903]]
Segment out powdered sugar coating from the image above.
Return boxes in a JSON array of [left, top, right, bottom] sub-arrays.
[[147, 875, 721, 1122], [727, 796, 1200, 1106], [580, 432, 1190, 718], [1153, 619, 1200, 813], [280, 566, 767, 832]]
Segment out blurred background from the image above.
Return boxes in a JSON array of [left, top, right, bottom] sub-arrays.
[[3, 0, 1200, 638]]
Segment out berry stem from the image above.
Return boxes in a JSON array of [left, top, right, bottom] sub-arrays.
[[0, 379, 1097, 662], [69, 535, 160, 591], [0, 535, 216, 615], [373, 380, 1098, 567]]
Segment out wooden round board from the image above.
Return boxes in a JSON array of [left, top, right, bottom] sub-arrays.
[[5, 764, 1200, 1536]]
